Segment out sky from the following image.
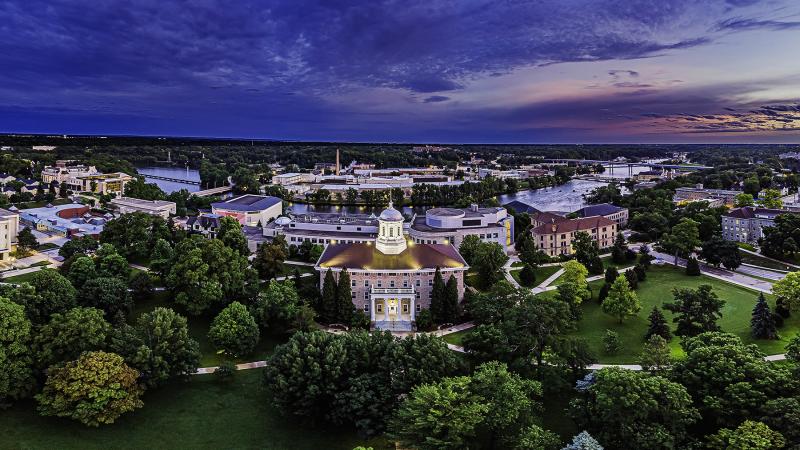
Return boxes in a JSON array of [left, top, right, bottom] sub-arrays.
[[2, 0, 800, 143]]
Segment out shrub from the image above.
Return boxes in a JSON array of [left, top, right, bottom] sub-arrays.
[[685, 257, 701, 276], [519, 264, 537, 287], [603, 330, 621, 355], [215, 361, 237, 382]]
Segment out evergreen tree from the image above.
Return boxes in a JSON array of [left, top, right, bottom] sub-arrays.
[[430, 267, 446, 322], [611, 233, 627, 264], [624, 269, 638, 290], [443, 275, 459, 323], [751, 293, 778, 340], [519, 264, 537, 287], [321, 269, 338, 323], [563, 431, 604, 450], [604, 267, 619, 284], [335, 268, 354, 323], [645, 306, 672, 341], [685, 256, 701, 276]]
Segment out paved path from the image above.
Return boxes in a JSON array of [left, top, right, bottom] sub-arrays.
[[736, 264, 786, 281], [648, 248, 774, 293], [274, 272, 314, 282], [130, 263, 151, 272], [194, 360, 267, 375], [0, 265, 45, 280], [283, 260, 315, 267], [740, 247, 800, 269], [430, 321, 475, 337]]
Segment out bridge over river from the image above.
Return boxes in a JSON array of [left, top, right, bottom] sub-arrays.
[[142, 174, 201, 185]]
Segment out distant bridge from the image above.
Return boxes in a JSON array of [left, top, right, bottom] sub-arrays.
[[543, 159, 713, 171], [142, 174, 201, 185], [190, 185, 233, 197]]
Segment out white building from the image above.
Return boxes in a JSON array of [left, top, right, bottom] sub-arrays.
[[41, 162, 99, 184], [263, 211, 390, 246], [211, 194, 282, 227], [0, 208, 20, 263], [110, 197, 177, 219], [409, 204, 514, 252], [272, 172, 313, 186]]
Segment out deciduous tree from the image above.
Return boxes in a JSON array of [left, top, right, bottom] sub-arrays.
[[0, 297, 35, 406], [663, 285, 724, 337], [601, 275, 640, 323], [208, 301, 260, 356]]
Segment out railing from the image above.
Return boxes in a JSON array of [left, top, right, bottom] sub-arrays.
[[370, 287, 415, 295]]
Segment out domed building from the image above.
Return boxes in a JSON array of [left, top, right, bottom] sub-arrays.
[[315, 202, 468, 332]]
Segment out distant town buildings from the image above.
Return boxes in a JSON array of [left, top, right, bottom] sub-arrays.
[[315, 203, 468, 332], [409, 205, 514, 252], [531, 215, 618, 257], [109, 197, 176, 219], [41, 161, 99, 184], [41, 160, 133, 195], [673, 185, 741, 207], [184, 213, 222, 238], [722, 207, 795, 244], [19, 203, 108, 238], [211, 194, 282, 227]]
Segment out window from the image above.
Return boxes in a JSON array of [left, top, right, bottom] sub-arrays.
[[351, 292, 355, 298], [363, 304, 369, 312], [428, 279, 433, 286], [403, 304, 409, 313], [403, 280, 408, 287], [364, 280, 369, 287], [377, 281, 382, 287], [416, 280, 420, 287], [416, 304, 421, 312], [364, 292, 369, 299], [390, 280, 395, 287], [376, 304, 383, 313], [351, 280, 356, 287], [336, 226, 341, 230]]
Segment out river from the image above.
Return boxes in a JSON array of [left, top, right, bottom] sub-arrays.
[[137, 166, 201, 193]]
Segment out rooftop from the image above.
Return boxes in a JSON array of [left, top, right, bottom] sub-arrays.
[[111, 197, 175, 208], [317, 242, 467, 271], [532, 215, 616, 235], [212, 195, 282, 212], [576, 203, 626, 217], [723, 206, 794, 220], [503, 200, 541, 214]]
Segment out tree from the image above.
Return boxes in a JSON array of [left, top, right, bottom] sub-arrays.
[[443, 275, 460, 323], [79, 277, 132, 321], [743, 176, 761, 196], [34, 307, 110, 370], [624, 269, 638, 290], [700, 236, 741, 270], [66, 256, 97, 289], [208, 302, 260, 356], [604, 267, 619, 284], [430, 267, 446, 322], [562, 431, 603, 450], [390, 376, 487, 450], [758, 188, 784, 209], [734, 192, 755, 207], [94, 244, 131, 279], [561, 260, 591, 303], [772, 271, 800, 312], [602, 330, 620, 355], [473, 242, 509, 288], [148, 238, 174, 277], [664, 285, 725, 337], [645, 306, 671, 341], [514, 425, 561, 450], [568, 368, 698, 449], [16, 227, 37, 253], [458, 235, 482, 265], [252, 240, 286, 280], [573, 231, 600, 270], [100, 212, 170, 261], [707, 420, 785, 450], [217, 216, 250, 255], [751, 293, 778, 340], [129, 270, 154, 300], [335, 268, 354, 323], [760, 397, 800, 448], [611, 233, 627, 264], [671, 332, 792, 426], [166, 236, 257, 315], [660, 218, 700, 263], [601, 275, 640, 323], [252, 280, 303, 331], [320, 269, 338, 323], [638, 335, 671, 372], [0, 297, 35, 406], [685, 256, 700, 276], [58, 236, 98, 259], [36, 351, 143, 427], [115, 307, 200, 388], [22, 269, 77, 323], [519, 264, 537, 287]]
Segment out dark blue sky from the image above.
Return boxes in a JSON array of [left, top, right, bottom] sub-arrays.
[[2, 0, 800, 143]]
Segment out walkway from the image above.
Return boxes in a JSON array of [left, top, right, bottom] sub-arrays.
[[648, 248, 773, 293]]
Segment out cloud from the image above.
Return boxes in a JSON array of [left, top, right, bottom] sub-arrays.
[[423, 96, 450, 103], [717, 17, 800, 31]]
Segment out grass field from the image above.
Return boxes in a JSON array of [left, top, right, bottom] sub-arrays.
[[2, 270, 40, 284], [570, 265, 798, 363], [739, 251, 797, 271], [510, 265, 562, 287], [442, 329, 470, 346], [0, 368, 389, 450]]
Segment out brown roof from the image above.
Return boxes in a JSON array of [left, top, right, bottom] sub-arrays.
[[530, 211, 568, 226], [532, 215, 616, 235], [316, 242, 467, 271]]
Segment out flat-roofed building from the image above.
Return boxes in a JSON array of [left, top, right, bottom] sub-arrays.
[[409, 204, 514, 252], [263, 211, 388, 246], [68, 172, 133, 195], [531, 215, 617, 257], [674, 186, 741, 207], [41, 161, 98, 184], [315, 203, 468, 332], [272, 172, 313, 185], [574, 203, 629, 226], [211, 194, 282, 227], [110, 197, 176, 219]]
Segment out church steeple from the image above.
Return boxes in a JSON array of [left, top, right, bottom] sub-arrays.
[[376, 201, 406, 254]]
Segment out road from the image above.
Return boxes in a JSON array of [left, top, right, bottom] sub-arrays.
[[647, 247, 774, 293]]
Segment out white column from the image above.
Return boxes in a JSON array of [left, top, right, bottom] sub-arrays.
[[384, 298, 390, 321], [410, 296, 415, 321], [370, 295, 375, 322]]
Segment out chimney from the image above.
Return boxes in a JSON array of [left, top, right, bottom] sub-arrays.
[[336, 149, 340, 176], [470, 203, 478, 212]]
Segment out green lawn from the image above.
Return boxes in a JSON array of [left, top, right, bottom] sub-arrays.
[[0, 368, 389, 450], [2, 270, 40, 284], [129, 291, 284, 367], [570, 265, 798, 363], [36, 242, 60, 251], [739, 251, 796, 272], [511, 265, 562, 287], [442, 329, 470, 346]]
